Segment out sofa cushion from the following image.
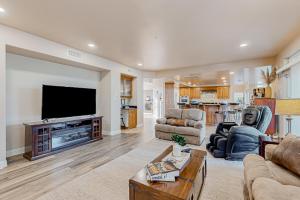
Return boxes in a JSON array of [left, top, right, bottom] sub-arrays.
[[266, 161, 300, 187], [271, 134, 300, 176], [165, 109, 182, 119], [252, 177, 300, 200], [243, 154, 273, 200], [182, 109, 203, 121], [155, 124, 175, 133], [174, 126, 199, 137]]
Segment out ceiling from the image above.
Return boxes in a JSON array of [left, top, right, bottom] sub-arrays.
[[177, 70, 233, 86], [0, 0, 300, 71]]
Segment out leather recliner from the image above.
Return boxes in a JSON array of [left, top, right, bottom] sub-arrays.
[[206, 106, 272, 160]]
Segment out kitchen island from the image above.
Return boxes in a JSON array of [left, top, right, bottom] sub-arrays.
[[199, 103, 221, 125], [177, 102, 238, 125]]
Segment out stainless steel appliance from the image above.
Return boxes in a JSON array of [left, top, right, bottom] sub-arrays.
[[179, 96, 189, 104]]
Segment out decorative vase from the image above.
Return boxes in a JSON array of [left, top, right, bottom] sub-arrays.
[[265, 86, 272, 98], [173, 143, 182, 157]]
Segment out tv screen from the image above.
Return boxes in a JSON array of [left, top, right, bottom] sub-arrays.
[[42, 85, 96, 119]]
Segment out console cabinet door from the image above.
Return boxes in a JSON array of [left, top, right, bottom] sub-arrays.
[[33, 126, 51, 156], [92, 117, 102, 139]]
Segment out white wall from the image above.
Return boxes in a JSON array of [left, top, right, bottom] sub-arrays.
[[0, 43, 6, 168], [289, 64, 300, 136], [275, 33, 300, 136], [152, 78, 165, 118], [6, 53, 102, 156]]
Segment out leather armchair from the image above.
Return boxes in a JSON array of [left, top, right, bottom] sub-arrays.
[[206, 106, 272, 160]]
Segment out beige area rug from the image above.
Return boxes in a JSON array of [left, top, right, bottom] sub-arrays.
[[36, 139, 244, 200]]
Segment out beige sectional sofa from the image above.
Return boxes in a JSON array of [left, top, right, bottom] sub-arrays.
[[243, 135, 300, 200], [155, 108, 206, 145]]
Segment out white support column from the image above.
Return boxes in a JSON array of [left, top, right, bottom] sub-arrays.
[[0, 43, 7, 168], [99, 70, 121, 135]]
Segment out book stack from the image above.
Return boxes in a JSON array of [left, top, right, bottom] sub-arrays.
[[146, 152, 190, 182]]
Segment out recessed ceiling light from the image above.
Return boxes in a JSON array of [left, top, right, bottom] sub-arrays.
[[88, 43, 95, 48], [229, 71, 235, 75], [137, 63, 143, 66], [240, 43, 248, 48], [223, 80, 227, 83], [221, 77, 226, 80], [0, 7, 5, 13], [188, 81, 192, 85]]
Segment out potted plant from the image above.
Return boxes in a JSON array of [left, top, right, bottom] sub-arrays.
[[261, 66, 277, 98], [171, 134, 186, 157]]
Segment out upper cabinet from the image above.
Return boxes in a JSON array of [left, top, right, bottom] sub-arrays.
[[179, 87, 201, 99], [217, 86, 230, 99], [179, 87, 190, 97], [179, 86, 230, 99], [190, 87, 201, 99], [121, 74, 134, 98]]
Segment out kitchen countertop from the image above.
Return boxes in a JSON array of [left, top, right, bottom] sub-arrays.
[[121, 108, 137, 110], [121, 105, 137, 110], [178, 102, 239, 106]]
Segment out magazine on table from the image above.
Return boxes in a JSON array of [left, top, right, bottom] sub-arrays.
[[162, 151, 191, 170], [145, 151, 191, 182]]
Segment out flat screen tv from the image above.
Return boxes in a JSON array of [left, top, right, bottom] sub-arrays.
[[42, 85, 96, 119]]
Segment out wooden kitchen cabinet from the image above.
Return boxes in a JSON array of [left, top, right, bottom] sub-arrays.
[[190, 87, 201, 99], [128, 109, 137, 129], [217, 87, 230, 99], [121, 108, 137, 129], [179, 87, 191, 96]]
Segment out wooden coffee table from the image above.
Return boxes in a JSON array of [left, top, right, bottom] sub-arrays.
[[129, 146, 207, 200]]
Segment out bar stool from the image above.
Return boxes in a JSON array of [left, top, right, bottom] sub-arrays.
[[215, 103, 228, 124], [224, 103, 241, 123]]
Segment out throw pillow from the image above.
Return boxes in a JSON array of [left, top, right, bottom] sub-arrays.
[[186, 119, 197, 127], [166, 118, 187, 126], [271, 134, 300, 176], [194, 121, 203, 129], [156, 118, 167, 124]]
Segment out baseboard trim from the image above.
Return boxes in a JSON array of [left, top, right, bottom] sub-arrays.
[[6, 147, 26, 157], [102, 129, 121, 136], [0, 159, 7, 169]]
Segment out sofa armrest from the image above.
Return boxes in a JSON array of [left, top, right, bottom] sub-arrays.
[[265, 144, 278, 160], [156, 118, 167, 124]]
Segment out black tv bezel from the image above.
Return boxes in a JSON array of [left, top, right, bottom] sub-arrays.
[[41, 84, 96, 120]]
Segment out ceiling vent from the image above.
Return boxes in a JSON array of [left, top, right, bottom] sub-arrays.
[[67, 49, 82, 59]]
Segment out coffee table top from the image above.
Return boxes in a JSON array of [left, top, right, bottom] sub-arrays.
[[129, 145, 207, 200]]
